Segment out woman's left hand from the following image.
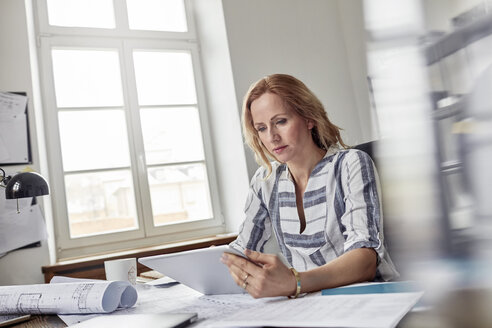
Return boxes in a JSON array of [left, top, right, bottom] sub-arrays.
[[221, 249, 297, 298]]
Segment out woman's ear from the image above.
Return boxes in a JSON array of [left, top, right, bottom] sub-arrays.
[[307, 119, 315, 130]]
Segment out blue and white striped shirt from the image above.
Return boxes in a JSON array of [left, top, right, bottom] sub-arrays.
[[231, 147, 399, 281]]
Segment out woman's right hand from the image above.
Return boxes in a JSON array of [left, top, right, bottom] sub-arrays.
[[221, 249, 297, 298]]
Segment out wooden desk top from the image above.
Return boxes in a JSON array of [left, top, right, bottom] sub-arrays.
[[10, 315, 66, 328]]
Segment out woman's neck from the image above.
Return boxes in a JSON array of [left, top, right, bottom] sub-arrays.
[[287, 146, 326, 187]]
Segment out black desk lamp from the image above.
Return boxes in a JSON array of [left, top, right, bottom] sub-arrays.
[[0, 167, 50, 213]]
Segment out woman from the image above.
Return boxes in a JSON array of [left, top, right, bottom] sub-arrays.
[[221, 74, 399, 299]]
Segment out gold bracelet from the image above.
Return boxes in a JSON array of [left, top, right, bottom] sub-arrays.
[[288, 267, 301, 299]]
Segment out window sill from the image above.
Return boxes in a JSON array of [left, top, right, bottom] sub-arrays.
[[41, 234, 237, 283]]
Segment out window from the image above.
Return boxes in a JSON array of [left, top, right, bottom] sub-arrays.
[[35, 0, 224, 258]]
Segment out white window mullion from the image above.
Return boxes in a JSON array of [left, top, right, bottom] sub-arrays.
[[189, 46, 224, 224], [39, 35, 72, 252], [121, 40, 155, 236], [113, 0, 130, 32]]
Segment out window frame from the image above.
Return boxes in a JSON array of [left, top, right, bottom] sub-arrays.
[[36, 0, 197, 40], [35, 0, 226, 259]]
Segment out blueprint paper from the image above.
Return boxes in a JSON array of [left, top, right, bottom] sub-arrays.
[[50, 276, 138, 309], [0, 280, 137, 315]]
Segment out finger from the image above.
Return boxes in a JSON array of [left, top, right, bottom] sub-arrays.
[[245, 249, 278, 266], [222, 252, 264, 276], [222, 254, 246, 276], [227, 259, 253, 282], [227, 263, 256, 291], [228, 265, 243, 285]]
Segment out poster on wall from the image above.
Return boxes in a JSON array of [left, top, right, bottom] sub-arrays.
[[0, 91, 32, 165]]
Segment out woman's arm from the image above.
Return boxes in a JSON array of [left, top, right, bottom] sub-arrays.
[[298, 247, 377, 293], [221, 247, 377, 298]]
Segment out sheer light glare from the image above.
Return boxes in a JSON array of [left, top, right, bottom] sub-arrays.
[[126, 0, 188, 32], [58, 110, 131, 172], [47, 0, 115, 28], [52, 49, 123, 107], [133, 51, 197, 105]]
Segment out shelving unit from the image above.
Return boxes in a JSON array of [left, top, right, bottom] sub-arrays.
[[424, 11, 492, 256], [425, 12, 492, 65]]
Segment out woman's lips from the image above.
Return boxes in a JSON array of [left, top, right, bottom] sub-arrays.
[[273, 145, 287, 154]]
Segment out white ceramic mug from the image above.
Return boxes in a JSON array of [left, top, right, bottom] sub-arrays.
[[104, 258, 137, 285]]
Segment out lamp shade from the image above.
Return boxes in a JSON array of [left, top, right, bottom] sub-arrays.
[[5, 172, 50, 199]]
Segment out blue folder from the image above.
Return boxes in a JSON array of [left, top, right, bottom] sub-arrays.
[[321, 281, 422, 296]]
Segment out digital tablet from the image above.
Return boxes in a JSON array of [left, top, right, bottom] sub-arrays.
[[138, 245, 247, 295]]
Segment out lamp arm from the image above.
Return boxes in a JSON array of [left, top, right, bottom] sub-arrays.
[[0, 168, 12, 187]]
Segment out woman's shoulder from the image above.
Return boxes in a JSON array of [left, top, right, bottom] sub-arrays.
[[335, 147, 372, 164], [250, 161, 285, 186], [252, 161, 283, 178]]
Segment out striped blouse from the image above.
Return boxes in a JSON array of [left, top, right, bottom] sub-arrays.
[[230, 147, 399, 281]]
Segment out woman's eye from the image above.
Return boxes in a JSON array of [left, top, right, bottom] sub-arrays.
[[276, 119, 286, 125], [257, 127, 266, 132]]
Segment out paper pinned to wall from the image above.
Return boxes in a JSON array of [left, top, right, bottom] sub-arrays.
[[0, 136, 9, 162], [0, 203, 48, 255], [0, 192, 33, 215], [0, 92, 27, 119], [0, 92, 31, 164]]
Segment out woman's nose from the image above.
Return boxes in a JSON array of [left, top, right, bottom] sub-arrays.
[[268, 127, 279, 142]]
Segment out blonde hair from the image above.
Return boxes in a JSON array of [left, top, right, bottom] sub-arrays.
[[242, 74, 348, 175]]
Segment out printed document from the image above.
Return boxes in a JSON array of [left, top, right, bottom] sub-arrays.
[[214, 292, 423, 328], [0, 92, 29, 164]]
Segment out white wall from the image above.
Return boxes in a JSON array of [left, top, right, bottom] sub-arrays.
[[0, 0, 50, 285], [337, 0, 376, 142], [191, 0, 250, 235], [222, 0, 367, 178]]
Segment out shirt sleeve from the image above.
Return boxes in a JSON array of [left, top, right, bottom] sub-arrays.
[[339, 150, 383, 255], [230, 168, 272, 253]]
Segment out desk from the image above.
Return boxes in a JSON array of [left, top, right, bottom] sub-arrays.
[[8, 309, 432, 328], [7, 283, 492, 327], [9, 315, 65, 328], [7, 283, 425, 328]]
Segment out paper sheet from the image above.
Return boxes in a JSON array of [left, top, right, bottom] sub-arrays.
[[0, 280, 137, 315], [0, 136, 9, 162], [0, 194, 32, 215], [214, 292, 423, 328], [50, 276, 138, 309], [58, 283, 201, 326], [0, 92, 27, 119], [0, 203, 48, 255], [0, 92, 29, 164], [56, 281, 422, 328]]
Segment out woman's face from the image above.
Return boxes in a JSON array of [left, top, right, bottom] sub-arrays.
[[250, 92, 314, 164]]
